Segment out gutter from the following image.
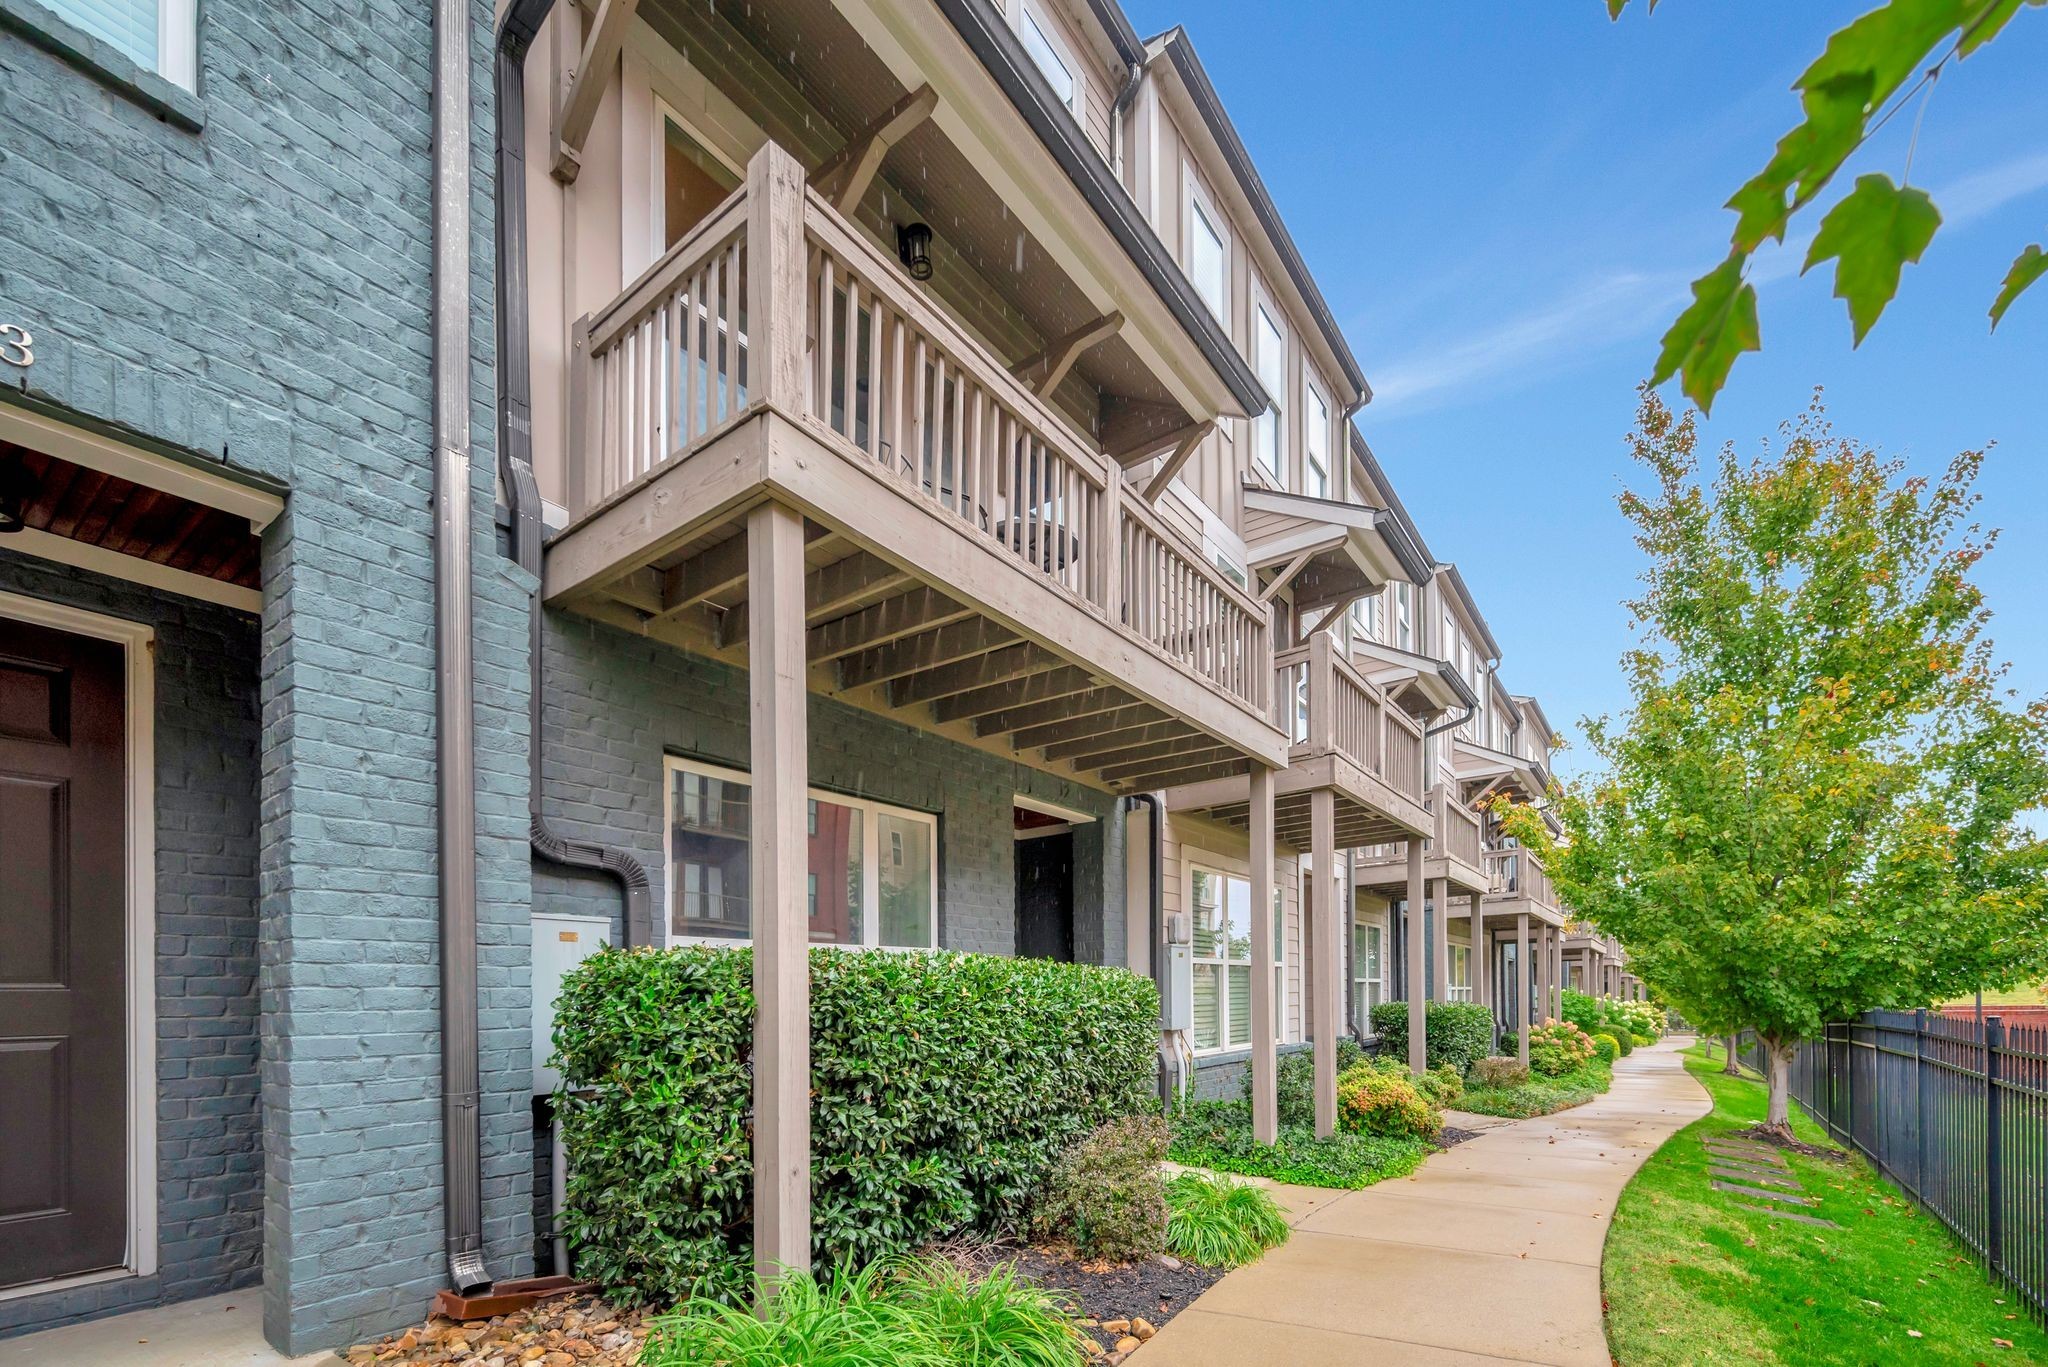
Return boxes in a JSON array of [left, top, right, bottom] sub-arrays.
[[432, 0, 490, 1294], [495, 0, 655, 951], [933, 0, 1265, 416]]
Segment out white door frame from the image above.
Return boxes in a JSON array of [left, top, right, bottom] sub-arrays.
[[0, 590, 158, 1299]]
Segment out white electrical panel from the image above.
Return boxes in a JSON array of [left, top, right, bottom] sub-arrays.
[[531, 913, 614, 1095], [1162, 939, 1193, 1034]]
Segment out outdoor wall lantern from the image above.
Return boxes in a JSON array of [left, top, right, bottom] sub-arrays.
[[897, 222, 934, 281]]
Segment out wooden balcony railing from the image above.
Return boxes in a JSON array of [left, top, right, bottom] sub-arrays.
[[1273, 632, 1424, 804], [1435, 784, 1483, 868], [1485, 845, 1555, 908], [565, 143, 1271, 720]]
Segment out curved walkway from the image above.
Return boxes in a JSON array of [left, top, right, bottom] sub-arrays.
[[1136, 1038, 1709, 1366]]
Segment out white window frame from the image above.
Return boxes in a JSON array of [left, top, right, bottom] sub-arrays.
[[36, 0, 196, 89], [1303, 378, 1330, 499], [1394, 581, 1413, 651], [1016, 0, 1080, 114], [1252, 299, 1287, 486], [1352, 914, 1385, 1034], [662, 755, 939, 951], [1184, 171, 1230, 327], [1448, 943, 1473, 1002], [1187, 859, 1287, 1056]]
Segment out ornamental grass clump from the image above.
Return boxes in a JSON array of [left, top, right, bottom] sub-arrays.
[[1163, 1172, 1289, 1268], [639, 1258, 1084, 1367], [1028, 1116, 1167, 1264], [553, 946, 1158, 1305]]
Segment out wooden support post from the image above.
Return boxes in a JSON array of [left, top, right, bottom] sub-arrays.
[[1404, 839, 1426, 1075], [1429, 876, 1448, 1003], [1468, 890, 1487, 1018], [1312, 787, 1339, 1138], [1249, 765, 1278, 1145], [749, 500, 810, 1290], [747, 142, 809, 414], [1516, 912, 1532, 1068], [551, 0, 643, 184], [810, 84, 939, 212]]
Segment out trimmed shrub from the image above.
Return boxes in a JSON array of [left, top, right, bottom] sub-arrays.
[[1164, 1172, 1291, 1268], [1029, 1116, 1168, 1264], [1470, 1055, 1529, 1088], [1244, 1039, 1365, 1128], [1336, 1064, 1442, 1140], [1368, 1000, 1496, 1072], [1456, 1058, 1614, 1119], [1610, 1027, 1635, 1056], [554, 946, 1158, 1304], [1589, 1033, 1621, 1065], [1612, 999, 1665, 1041], [1418, 1062, 1464, 1107], [1524, 1020, 1598, 1077], [1167, 1100, 1429, 1189], [1560, 988, 1603, 1036]]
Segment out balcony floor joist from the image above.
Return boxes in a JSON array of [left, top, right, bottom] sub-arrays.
[[1354, 850, 1490, 899], [1165, 753, 1431, 851], [543, 408, 1287, 794]]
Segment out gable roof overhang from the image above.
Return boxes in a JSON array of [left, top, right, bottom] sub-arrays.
[[1452, 735, 1551, 803], [1243, 483, 1430, 614], [1433, 561, 1503, 663], [1351, 638, 1479, 718]]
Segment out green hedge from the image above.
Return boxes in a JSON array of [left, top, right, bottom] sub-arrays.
[[1368, 1000, 1496, 1073], [553, 946, 1159, 1305]]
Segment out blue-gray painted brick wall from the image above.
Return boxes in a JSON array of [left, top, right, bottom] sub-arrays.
[[0, 0, 531, 1352], [0, 558, 262, 1339], [534, 611, 1127, 962]]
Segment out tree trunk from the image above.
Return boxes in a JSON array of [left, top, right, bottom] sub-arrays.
[[1761, 1039, 1797, 1138], [1722, 1035, 1741, 1075]]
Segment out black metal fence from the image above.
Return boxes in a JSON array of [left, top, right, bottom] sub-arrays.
[[1733, 1012, 2048, 1323]]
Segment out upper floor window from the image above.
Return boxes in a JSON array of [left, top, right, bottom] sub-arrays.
[[1188, 187, 1228, 324], [664, 108, 742, 249], [1253, 305, 1286, 484], [1304, 381, 1330, 499], [1018, 2, 1078, 113], [43, 0, 196, 89]]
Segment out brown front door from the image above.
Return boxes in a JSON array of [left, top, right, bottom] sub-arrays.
[[0, 615, 129, 1291]]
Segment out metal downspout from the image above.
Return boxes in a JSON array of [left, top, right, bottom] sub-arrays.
[[433, 0, 490, 1295], [494, 0, 655, 950]]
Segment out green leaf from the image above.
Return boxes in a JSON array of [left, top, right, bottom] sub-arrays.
[[1726, 74, 1875, 251], [1650, 254, 1761, 414], [1989, 243, 2048, 329], [1606, 0, 1629, 16], [1801, 173, 1942, 344], [1958, 0, 2029, 56], [1797, 0, 1970, 110]]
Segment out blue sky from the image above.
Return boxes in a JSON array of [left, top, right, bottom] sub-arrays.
[[1124, 1, 2048, 776]]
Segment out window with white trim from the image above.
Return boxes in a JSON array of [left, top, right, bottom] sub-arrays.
[[1017, 2, 1078, 113], [43, 0, 196, 89], [1448, 944, 1473, 1002], [1188, 188, 1227, 324], [1393, 581, 1413, 651], [1304, 381, 1330, 499], [1252, 305, 1286, 485], [1190, 867, 1284, 1053], [664, 756, 937, 949], [1352, 918, 1384, 1032]]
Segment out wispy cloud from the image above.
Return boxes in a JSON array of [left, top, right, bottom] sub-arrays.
[[1365, 151, 2048, 417]]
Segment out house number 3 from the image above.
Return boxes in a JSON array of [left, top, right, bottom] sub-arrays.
[[0, 324, 32, 369]]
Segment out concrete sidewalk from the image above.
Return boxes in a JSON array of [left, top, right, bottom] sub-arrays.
[[1135, 1038, 1709, 1366]]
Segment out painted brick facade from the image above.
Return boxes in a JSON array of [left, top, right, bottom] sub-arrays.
[[0, 0, 532, 1352], [0, 559, 263, 1337], [535, 611, 1127, 961]]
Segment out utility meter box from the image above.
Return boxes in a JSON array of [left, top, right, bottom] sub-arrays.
[[531, 913, 614, 1095], [1161, 911, 1193, 1035]]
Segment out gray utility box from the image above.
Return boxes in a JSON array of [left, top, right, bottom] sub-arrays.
[[1161, 910, 1193, 1035], [531, 913, 614, 1095]]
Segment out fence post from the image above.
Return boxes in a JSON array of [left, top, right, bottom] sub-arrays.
[[1914, 1007, 1927, 1195], [1985, 1014, 2004, 1278]]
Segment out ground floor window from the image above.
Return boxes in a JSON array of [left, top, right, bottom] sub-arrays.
[[1352, 917, 1385, 1033], [1189, 866, 1285, 1054], [664, 756, 937, 949], [1448, 943, 1473, 1001]]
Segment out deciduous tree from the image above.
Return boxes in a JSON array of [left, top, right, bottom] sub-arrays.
[[1504, 392, 2048, 1134]]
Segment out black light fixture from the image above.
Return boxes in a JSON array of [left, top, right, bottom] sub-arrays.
[[0, 458, 28, 534], [897, 222, 934, 281]]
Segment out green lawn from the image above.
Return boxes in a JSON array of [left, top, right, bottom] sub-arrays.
[[1941, 983, 2048, 1009], [1603, 1045, 2048, 1365]]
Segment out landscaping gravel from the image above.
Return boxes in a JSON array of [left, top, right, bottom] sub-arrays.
[[337, 1293, 650, 1367]]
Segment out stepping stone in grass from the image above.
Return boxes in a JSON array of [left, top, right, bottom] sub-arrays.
[[1705, 1153, 1796, 1177], [1708, 1165, 1802, 1190], [1734, 1203, 1840, 1228], [1705, 1144, 1789, 1169], [1705, 1137, 1784, 1158], [1711, 1180, 1817, 1206]]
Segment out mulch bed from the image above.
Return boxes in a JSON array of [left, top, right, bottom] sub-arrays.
[[938, 1238, 1225, 1360], [1438, 1124, 1484, 1148]]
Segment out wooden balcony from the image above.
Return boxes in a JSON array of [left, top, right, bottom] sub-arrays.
[[1483, 845, 1563, 925], [1164, 631, 1430, 847], [542, 145, 1286, 790], [1354, 781, 1488, 895]]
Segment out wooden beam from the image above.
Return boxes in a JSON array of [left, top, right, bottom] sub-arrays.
[[1009, 312, 1123, 398], [1069, 732, 1223, 773], [1141, 420, 1215, 504], [934, 666, 1094, 725], [811, 83, 939, 212], [1041, 717, 1191, 763], [838, 616, 1015, 692], [807, 588, 971, 662], [1101, 397, 1194, 466], [1305, 589, 1370, 635], [1118, 754, 1249, 791], [1098, 743, 1236, 785], [970, 682, 1127, 737], [747, 501, 810, 1286], [551, 0, 643, 185], [888, 641, 1053, 708], [722, 549, 908, 646], [1011, 702, 1160, 753], [1257, 547, 1315, 604]]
